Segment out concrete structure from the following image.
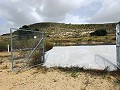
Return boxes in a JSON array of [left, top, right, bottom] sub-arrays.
[[44, 45, 117, 71]]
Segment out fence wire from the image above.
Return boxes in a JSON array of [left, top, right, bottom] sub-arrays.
[[10, 28, 44, 71], [95, 54, 118, 71]]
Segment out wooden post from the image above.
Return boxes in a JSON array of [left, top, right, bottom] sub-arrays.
[[7, 45, 9, 52]]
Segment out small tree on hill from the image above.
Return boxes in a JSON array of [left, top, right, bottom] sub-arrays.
[[90, 29, 107, 36], [18, 25, 34, 40], [34, 28, 39, 31], [19, 25, 30, 30]]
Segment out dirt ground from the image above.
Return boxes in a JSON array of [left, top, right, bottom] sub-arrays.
[[0, 52, 120, 90]]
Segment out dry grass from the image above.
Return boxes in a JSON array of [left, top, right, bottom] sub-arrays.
[[0, 52, 11, 57], [46, 34, 115, 46]]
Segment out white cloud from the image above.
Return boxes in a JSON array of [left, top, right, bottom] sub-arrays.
[[63, 14, 90, 24], [90, 0, 120, 23], [0, 21, 14, 35], [38, 0, 97, 21], [0, 0, 120, 35]]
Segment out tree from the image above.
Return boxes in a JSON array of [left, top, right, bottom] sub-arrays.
[[34, 28, 39, 31], [90, 29, 107, 36], [19, 25, 30, 30], [18, 25, 34, 40]]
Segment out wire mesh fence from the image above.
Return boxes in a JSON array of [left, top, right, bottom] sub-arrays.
[[0, 52, 11, 71], [10, 28, 44, 71], [95, 54, 118, 71]]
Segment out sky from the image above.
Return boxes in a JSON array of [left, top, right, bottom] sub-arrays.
[[0, 0, 120, 35]]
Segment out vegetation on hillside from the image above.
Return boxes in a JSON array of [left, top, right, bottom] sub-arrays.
[[90, 29, 108, 36], [0, 41, 8, 52], [0, 22, 116, 51], [28, 22, 116, 45]]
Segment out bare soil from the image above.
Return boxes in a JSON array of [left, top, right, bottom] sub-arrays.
[[0, 52, 120, 90]]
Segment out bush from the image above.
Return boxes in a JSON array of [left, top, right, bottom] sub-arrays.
[[34, 28, 39, 31], [29, 51, 42, 66], [90, 29, 107, 36], [45, 42, 53, 51], [19, 25, 30, 30], [29, 41, 53, 66], [17, 30, 34, 40], [0, 41, 8, 52]]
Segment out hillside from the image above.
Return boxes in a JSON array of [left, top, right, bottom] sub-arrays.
[[28, 22, 116, 45], [29, 22, 116, 32], [0, 22, 116, 49]]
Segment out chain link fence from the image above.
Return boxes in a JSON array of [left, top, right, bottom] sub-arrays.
[[10, 28, 44, 71], [0, 52, 11, 71]]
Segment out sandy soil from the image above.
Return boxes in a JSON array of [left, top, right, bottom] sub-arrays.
[[0, 52, 120, 90]]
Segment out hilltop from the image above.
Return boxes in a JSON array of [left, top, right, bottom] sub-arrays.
[[29, 22, 116, 34], [29, 22, 115, 30]]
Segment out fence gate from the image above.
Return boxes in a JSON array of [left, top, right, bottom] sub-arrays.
[[116, 22, 120, 68], [10, 28, 45, 71]]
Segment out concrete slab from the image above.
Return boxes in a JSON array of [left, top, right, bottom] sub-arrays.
[[44, 45, 117, 70]]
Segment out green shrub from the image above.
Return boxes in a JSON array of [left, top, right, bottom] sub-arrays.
[[29, 41, 53, 66], [0, 41, 8, 52], [90, 29, 107, 36], [19, 25, 30, 30], [71, 71, 78, 78], [34, 28, 39, 31], [45, 42, 53, 51], [30, 51, 42, 66]]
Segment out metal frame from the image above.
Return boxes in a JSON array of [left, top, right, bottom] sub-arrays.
[[10, 28, 45, 71], [10, 28, 14, 71], [116, 22, 120, 68]]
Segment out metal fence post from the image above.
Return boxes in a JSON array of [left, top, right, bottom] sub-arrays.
[[10, 28, 14, 71], [42, 32, 45, 63], [116, 22, 120, 68]]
